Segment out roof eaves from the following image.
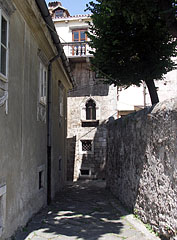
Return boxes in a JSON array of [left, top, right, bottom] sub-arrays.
[[35, 0, 75, 88], [53, 14, 91, 21], [52, 5, 68, 12]]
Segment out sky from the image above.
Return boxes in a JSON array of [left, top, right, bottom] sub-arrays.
[[45, 0, 97, 15]]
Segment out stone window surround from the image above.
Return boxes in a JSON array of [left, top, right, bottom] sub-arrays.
[[79, 139, 94, 154], [37, 164, 45, 192], [39, 61, 47, 105], [58, 81, 64, 118], [80, 97, 100, 121], [0, 7, 9, 115], [0, 184, 6, 237], [0, 0, 15, 114], [80, 168, 92, 177], [86, 98, 96, 120], [37, 49, 49, 123], [0, 10, 9, 79]]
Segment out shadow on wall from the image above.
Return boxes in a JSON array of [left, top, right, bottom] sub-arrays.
[[68, 82, 110, 97], [106, 106, 157, 210], [67, 121, 109, 181], [67, 136, 76, 181], [106, 102, 177, 239], [68, 62, 110, 97], [79, 121, 108, 181]]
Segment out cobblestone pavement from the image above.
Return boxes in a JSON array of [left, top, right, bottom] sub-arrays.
[[13, 180, 159, 240]]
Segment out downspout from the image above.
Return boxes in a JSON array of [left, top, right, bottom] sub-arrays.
[[47, 53, 62, 205], [35, 0, 75, 204]]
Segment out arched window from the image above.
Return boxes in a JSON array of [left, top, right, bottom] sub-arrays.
[[86, 99, 96, 120]]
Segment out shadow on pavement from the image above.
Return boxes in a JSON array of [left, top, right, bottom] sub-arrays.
[[14, 180, 129, 240]]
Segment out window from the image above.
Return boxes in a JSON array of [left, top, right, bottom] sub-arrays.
[[72, 29, 87, 56], [80, 169, 91, 177], [80, 169, 90, 175], [58, 82, 64, 127], [0, 184, 6, 237], [73, 30, 87, 42], [58, 156, 62, 171], [37, 51, 48, 122], [81, 98, 100, 127], [0, 11, 8, 79], [80, 140, 94, 154], [59, 86, 63, 117], [81, 140, 92, 152], [0, 10, 9, 114], [86, 99, 96, 120], [55, 10, 63, 18], [39, 171, 43, 189], [39, 62, 47, 104], [38, 165, 45, 191]]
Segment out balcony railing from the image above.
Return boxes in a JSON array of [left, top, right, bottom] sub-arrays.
[[61, 41, 92, 58]]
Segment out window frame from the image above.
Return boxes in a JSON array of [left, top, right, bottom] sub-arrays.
[[80, 139, 94, 154], [80, 168, 91, 178], [59, 85, 64, 117], [0, 184, 6, 237], [72, 29, 87, 42], [80, 97, 100, 127], [0, 9, 9, 82], [86, 99, 96, 120], [55, 9, 63, 18], [72, 29, 87, 56], [39, 62, 47, 105], [37, 165, 45, 192]]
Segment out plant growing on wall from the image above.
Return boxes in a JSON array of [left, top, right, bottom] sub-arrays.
[[87, 0, 177, 104]]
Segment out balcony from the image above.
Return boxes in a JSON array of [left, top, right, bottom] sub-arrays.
[[62, 41, 92, 61]]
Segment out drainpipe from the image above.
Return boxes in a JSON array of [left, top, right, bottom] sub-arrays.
[[47, 53, 62, 205], [35, 0, 75, 204]]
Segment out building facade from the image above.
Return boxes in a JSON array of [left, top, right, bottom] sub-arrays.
[[49, 2, 117, 181], [0, 0, 73, 239], [49, 1, 177, 181]]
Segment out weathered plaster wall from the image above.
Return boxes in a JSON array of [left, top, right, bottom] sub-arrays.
[[107, 98, 177, 239], [50, 70, 68, 198], [0, 1, 70, 239], [0, 7, 47, 239]]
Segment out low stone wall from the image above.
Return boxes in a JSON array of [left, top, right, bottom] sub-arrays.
[[106, 98, 177, 239]]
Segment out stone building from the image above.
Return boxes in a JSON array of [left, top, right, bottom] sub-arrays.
[[49, 2, 117, 181], [0, 0, 73, 239]]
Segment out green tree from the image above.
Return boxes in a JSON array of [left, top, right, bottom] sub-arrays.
[[87, 0, 177, 104]]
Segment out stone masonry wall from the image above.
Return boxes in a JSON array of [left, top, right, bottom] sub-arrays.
[[106, 98, 177, 239], [67, 61, 117, 181]]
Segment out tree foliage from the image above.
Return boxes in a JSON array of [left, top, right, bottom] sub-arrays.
[[87, 0, 177, 104]]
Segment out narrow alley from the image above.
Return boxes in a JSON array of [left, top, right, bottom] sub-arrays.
[[13, 180, 159, 240]]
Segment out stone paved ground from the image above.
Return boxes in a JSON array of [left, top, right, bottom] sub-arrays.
[[13, 180, 160, 240]]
